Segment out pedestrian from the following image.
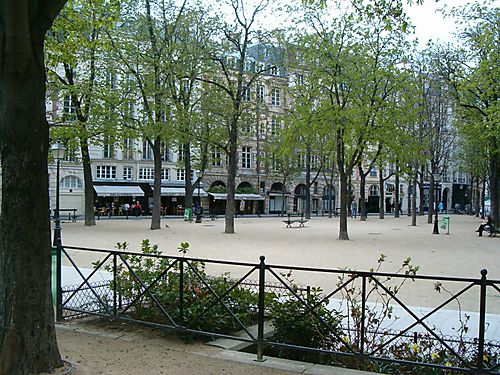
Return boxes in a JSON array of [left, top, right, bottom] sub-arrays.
[[351, 201, 357, 218], [438, 201, 443, 212], [476, 215, 493, 237], [123, 202, 130, 219], [133, 201, 142, 217]]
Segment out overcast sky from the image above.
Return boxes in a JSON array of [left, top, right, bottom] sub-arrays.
[[217, 0, 499, 49]]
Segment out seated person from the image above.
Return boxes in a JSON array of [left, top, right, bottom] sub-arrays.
[[476, 215, 493, 237]]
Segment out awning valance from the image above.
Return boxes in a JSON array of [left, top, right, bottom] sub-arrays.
[[157, 187, 208, 197], [94, 185, 144, 197], [209, 193, 265, 201]]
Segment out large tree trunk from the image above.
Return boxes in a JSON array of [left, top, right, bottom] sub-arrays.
[[0, 2, 64, 371], [338, 171, 349, 240], [150, 138, 161, 230], [80, 139, 96, 226], [225, 121, 237, 234], [481, 178, 486, 220]]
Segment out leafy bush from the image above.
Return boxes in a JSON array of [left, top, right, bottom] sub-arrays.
[[107, 240, 261, 335]]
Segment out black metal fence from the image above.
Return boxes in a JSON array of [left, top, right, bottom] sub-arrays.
[[58, 245, 500, 374]]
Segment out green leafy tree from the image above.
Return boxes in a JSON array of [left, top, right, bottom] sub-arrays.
[[46, 0, 119, 227], [438, 1, 499, 227]]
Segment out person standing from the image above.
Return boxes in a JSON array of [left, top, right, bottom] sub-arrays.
[[351, 200, 357, 218]]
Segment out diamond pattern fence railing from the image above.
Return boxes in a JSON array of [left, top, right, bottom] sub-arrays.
[[58, 245, 500, 374]]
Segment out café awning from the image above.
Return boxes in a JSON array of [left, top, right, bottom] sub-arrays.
[[158, 187, 208, 197], [209, 193, 265, 201], [94, 185, 144, 197]]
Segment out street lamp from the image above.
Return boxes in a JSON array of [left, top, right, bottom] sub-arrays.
[[51, 141, 66, 321], [432, 173, 441, 235]]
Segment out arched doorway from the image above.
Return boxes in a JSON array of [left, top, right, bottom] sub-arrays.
[[269, 182, 287, 215], [236, 181, 257, 214], [294, 184, 307, 214]]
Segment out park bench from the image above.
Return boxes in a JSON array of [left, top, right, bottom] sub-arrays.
[[53, 208, 79, 223], [283, 214, 308, 228], [485, 226, 499, 237]]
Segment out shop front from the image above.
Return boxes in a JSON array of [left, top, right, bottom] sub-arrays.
[[93, 184, 146, 216]]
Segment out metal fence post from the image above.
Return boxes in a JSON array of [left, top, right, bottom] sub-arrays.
[[256, 255, 266, 362], [360, 274, 366, 356], [179, 258, 184, 325], [477, 269, 487, 372], [113, 254, 117, 317]]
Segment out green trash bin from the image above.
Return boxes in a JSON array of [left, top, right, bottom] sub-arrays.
[[441, 216, 450, 235], [184, 208, 193, 223]]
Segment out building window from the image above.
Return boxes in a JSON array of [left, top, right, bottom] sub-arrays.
[[314, 182, 318, 194], [139, 167, 154, 180], [61, 176, 82, 189], [369, 168, 377, 177], [103, 142, 114, 159], [270, 66, 278, 75], [107, 71, 116, 89], [369, 185, 379, 196], [296, 154, 305, 169], [161, 142, 170, 162], [161, 168, 169, 181], [63, 146, 78, 162], [177, 169, 185, 181], [123, 167, 132, 180], [123, 139, 133, 160], [270, 118, 280, 135], [241, 147, 251, 169], [178, 144, 185, 162], [212, 148, 222, 166], [63, 95, 76, 120], [257, 85, 265, 103], [271, 88, 280, 106], [142, 141, 153, 160], [96, 166, 116, 179], [297, 74, 304, 85], [242, 86, 251, 101]]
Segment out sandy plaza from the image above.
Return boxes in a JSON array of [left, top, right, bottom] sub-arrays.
[[59, 213, 499, 311]]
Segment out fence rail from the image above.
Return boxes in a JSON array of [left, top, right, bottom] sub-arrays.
[[58, 245, 500, 374]]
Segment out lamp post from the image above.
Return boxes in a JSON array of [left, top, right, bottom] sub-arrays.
[[51, 141, 66, 321], [432, 173, 441, 235]]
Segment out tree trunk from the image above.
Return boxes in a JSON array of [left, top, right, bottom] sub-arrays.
[[80, 139, 96, 226], [418, 165, 424, 216], [379, 168, 385, 219], [407, 180, 412, 217], [490, 155, 500, 229], [481, 179, 486, 220], [184, 142, 193, 210], [305, 148, 311, 219], [474, 177, 480, 217], [412, 167, 418, 226], [394, 166, 400, 218], [338, 171, 349, 240], [427, 173, 434, 224], [358, 164, 367, 221], [0, 4, 64, 371], [225, 121, 237, 234], [150, 138, 161, 230]]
